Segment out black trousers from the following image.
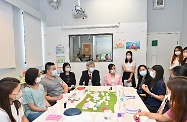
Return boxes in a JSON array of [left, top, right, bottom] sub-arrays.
[[146, 104, 159, 113], [122, 72, 136, 87]]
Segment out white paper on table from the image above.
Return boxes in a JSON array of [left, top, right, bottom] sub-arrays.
[[123, 80, 132, 87]]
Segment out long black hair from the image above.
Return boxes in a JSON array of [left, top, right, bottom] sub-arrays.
[[0, 77, 21, 122], [150, 65, 164, 88], [137, 65, 151, 80], [125, 51, 133, 63]]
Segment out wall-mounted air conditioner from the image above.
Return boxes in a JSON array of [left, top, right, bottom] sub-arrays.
[[153, 0, 164, 10]]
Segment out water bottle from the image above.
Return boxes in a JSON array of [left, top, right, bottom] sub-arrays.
[[135, 115, 140, 122]]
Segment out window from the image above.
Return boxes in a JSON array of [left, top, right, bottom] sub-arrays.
[[69, 33, 113, 62]]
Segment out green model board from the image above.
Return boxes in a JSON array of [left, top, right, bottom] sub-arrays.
[[75, 91, 117, 112]]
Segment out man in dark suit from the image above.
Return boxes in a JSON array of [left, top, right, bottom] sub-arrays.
[[79, 61, 101, 86]]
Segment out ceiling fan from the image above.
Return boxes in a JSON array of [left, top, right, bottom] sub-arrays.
[[47, 0, 62, 10]]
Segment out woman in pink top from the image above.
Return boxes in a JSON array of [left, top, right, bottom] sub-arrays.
[[104, 64, 122, 86], [134, 76, 187, 122]]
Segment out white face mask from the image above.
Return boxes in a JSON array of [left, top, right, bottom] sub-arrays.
[[175, 51, 181, 56], [35, 77, 41, 83], [167, 94, 171, 100], [89, 68, 95, 73], [12, 91, 22, 101], [126, 55, 131, 60], [65, 68, 71, 72], [110, 70, 116, 74], [150, 71, 155, 78], [139, 70, 147, 76], [51, 70, 57, 76]]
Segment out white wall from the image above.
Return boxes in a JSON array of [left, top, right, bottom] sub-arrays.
[[181, 0, 187, 46], [147, 0, 183, 32], [147, 0, 186, 46], [44, 23, 147, 85], [20, 0, 40, 12], [40, 0, 147, 27]]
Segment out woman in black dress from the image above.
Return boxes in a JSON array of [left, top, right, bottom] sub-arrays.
[[137, 65, 153, 102], [122, 51, 136, 87], [60, 63, 76, 91]]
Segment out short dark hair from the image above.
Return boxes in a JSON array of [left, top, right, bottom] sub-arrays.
[[63, 62, 70, 72], [0, 77, 20, 122], [25, 68, 39, 85], [45, 62, 55, 73], [108, 63, 115, 70], [172, 66, 187, 77], [183, 47, 187, 51]]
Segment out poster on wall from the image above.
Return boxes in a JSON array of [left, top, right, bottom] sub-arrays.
[[56, 56, 65, 73], [56, 44, 65, 54], [113, 39, 125, 49], [126, 41, 140, 51], [82, 43, 91, 56]]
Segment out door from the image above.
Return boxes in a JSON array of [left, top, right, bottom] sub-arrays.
[[147, 33, 179, 81]]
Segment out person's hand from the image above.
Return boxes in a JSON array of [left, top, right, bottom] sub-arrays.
[[133, 112, 148, 120], [127, 78, 132, 83], [57, 94, 63, 100], [142, 84, 150, 94]]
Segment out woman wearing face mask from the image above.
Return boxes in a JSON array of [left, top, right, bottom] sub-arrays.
[[136, 65, 153, 102], [0, 77, 28, 122], [169, 46, 183, 76], [60, 62, 76, 91], [158, 66, 187, 115], [142, 65, 166, 113], [182, 47, 187, 67], [23, 68, 50, 122], [104, 64, 122, 86], [134, 76, 187, 122], [122, 51, 136, 87]]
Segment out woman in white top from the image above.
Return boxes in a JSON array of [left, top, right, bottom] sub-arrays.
[[169, 46, 183, 75], [0, 108, 11, 122], [122, 51, 136, 87], [0, 77, 28, 122]]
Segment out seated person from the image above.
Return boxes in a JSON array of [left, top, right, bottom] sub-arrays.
[[134, 77, 187, 122], [23, 68, 50, 122], [86, 55, 93, 61], [136, 65, 152, 102], [75, 53, 82, 62], [158, 66, 187, 114], [104, 63, 122, 86], [41, 62, 68, 106], [94, 55, 100, 62], [0, 77, 28, 122], [60, 62, 76, 92], [142, 65, 166, 113], [79, 61, 100, 86]]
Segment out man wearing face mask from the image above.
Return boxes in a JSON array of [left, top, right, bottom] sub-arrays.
[[41, 62, 68, 106], [79, 61, 101, 86]]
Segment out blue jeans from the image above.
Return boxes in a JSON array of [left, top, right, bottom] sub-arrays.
[[27, 112, 44, 122]]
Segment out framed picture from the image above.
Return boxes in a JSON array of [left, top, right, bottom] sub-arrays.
[[82, 43, 91, 56]]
